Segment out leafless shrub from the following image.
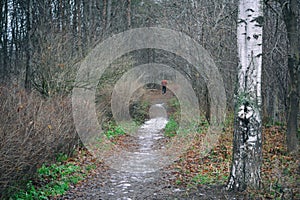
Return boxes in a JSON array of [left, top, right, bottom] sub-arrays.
[[0, 85, 80, 197]]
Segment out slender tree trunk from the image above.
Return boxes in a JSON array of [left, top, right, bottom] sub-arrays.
[[25, 0, 32, 91], [0, 0, 3, 79], [1, 0, 8, 79], [77, 0, 82, 56], [281, 0, 299, 153], [102, 0, 107, 29], [106, 0, 112, 30], [227, 0, 263, 191], [127, 0, 131, 29]]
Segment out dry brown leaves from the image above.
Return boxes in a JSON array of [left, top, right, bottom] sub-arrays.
[[166, 124, 299, 199]]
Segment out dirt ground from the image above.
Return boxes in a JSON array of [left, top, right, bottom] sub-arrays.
[[57, 167, 244, 200]]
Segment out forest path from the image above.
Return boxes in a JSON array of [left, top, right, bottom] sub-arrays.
[[57, 89, 242, 200], [59, 90, 188, 199]]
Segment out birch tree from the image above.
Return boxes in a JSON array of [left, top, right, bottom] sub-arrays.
[[226, 0, 263, 191]]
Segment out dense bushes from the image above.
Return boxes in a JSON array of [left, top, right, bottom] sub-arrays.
[[0, 85, 80, 198]]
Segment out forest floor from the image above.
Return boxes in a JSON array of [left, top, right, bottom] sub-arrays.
[[53, 129, 299, 199], [49, 89, 299, 200]]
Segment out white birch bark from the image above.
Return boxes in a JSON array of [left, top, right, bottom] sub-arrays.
[[226, 0, 263, 191]]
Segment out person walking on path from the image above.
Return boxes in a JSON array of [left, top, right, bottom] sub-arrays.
[[161, 80, 167, 94]]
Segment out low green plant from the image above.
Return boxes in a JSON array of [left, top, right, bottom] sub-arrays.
[[175, 179, 182, 185], [274, 121, 285, 126], [169, 97, 180, 109], [13, 161, 85, 199], [105, 125, 126, 139], [164, 117, 179, 137], [192, 174, 213, 185], [220, 174, 229, 183], [13, 181, 48, 200], [56, 153, 68, 163], [38, 163, 80, 179], [85, 164, 97, 171]]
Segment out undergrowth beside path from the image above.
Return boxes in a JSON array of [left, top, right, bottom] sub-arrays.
[[12, 149, 107, 200], [166, 122, 299, 199]]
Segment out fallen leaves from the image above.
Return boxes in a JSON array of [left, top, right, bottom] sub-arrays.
[[166, 124, 299, 199], [165, 130, 231, 187]]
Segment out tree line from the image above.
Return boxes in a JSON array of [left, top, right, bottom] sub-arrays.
[[0, 0, 299, 193]]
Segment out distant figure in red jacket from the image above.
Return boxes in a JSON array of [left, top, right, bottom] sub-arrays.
[[161, 80, 167, 94]]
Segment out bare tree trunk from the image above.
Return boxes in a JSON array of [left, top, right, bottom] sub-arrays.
[[25, 0, 33, 91], [127, 0, 131, 29], [281, 0, 300, 153], [77, 0, 82, 56], [227, 0, 263, 191], [107, 0, 112, 30], [1, 0, 8, 79], [102, 0, 107, 29]]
